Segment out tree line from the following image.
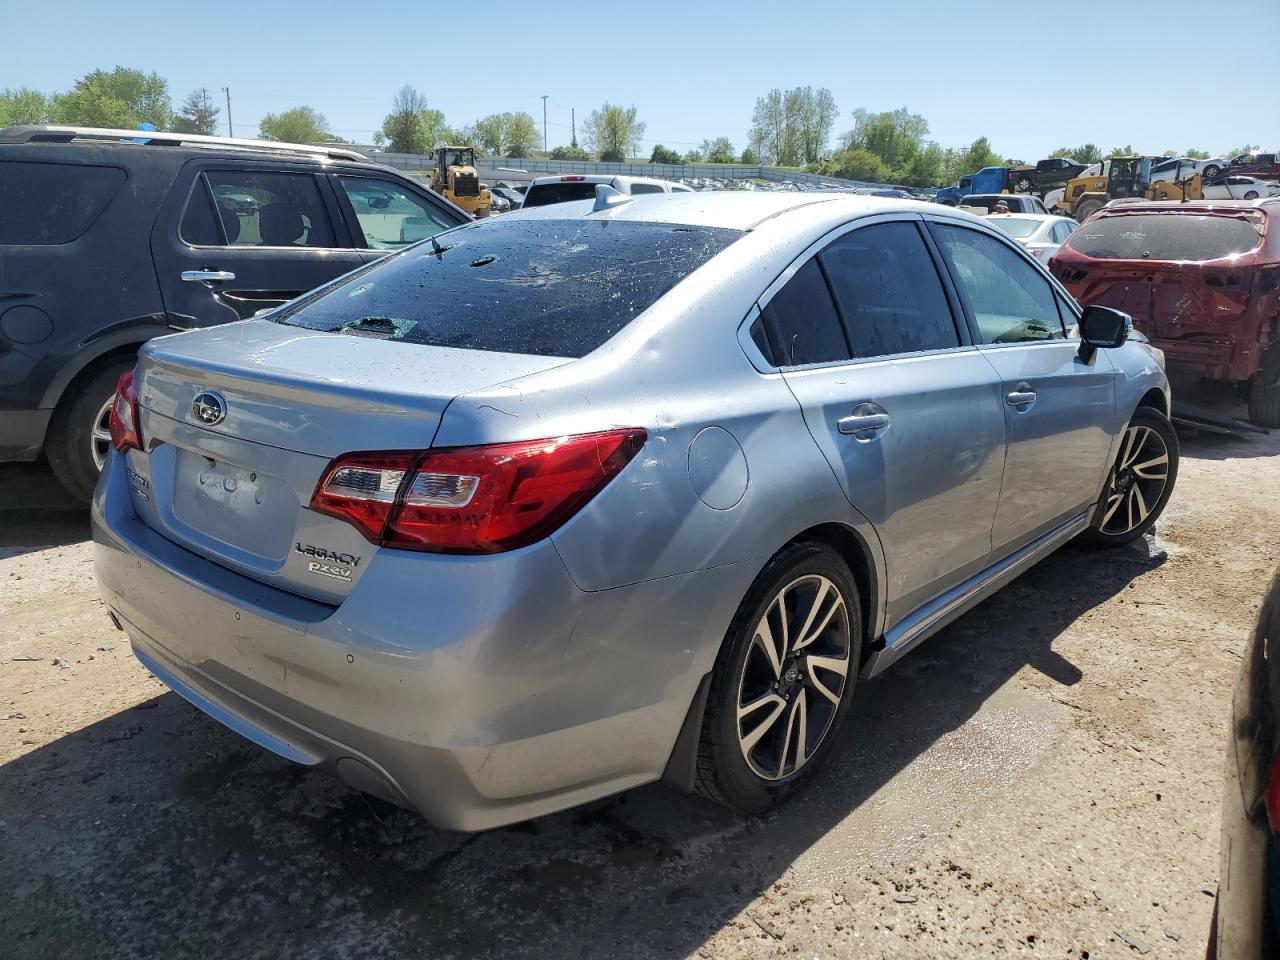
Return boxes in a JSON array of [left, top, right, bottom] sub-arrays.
[[1, 68, 1258, 185]]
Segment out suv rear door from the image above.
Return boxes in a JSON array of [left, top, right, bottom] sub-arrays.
[[150, 159, 364, 328]]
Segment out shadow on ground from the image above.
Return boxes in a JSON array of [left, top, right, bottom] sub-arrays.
[[0, 525, 1164, 960], [0, 462, 88, 554]]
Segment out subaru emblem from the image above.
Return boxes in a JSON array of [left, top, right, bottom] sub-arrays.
[[192, 390, 227, 426]]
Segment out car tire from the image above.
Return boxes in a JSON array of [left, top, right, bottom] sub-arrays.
[[1016, 176, 1032, 193], [694, 540, 863, 815], [1244, 190, 1259, 200], [1248, 350, 1280, 428], [1203, 164, 1221, 180], [46, 358, 134, 504], [1075, 198, 1103, 223], [1080, 406, 1179, 547]]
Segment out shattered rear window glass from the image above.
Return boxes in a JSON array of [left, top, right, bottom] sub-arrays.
[[274, 218, 742, 357], [1067, 213, 1262, 262]]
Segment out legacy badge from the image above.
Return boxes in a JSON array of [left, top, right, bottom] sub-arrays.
[[295, 542, 361, 582]]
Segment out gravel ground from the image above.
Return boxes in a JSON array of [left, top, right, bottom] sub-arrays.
[[1, 425, 1276, 960]]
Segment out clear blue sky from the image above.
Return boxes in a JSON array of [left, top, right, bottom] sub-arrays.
[[4, 0, 1277, 160]]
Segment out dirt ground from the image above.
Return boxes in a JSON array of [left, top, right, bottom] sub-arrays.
[[1, 425, 1276, 960]]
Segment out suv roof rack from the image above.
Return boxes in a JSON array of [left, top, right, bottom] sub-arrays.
[[0, 125, 368, 162]]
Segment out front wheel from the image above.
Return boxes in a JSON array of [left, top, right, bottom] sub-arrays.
[[1244, 190, 1259, 200], [1016, 176, 1032, 193], [1075, 198, 1104, 223], [1080, 407, 1179, 547], [1202, 164, 1221, 180], [694, 541, 862, 814]]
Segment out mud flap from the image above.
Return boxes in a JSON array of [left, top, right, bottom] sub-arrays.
[[661, 673, 712, 793]]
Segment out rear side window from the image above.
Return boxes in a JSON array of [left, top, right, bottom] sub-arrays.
[[629, 183, 665, 195], [521, 181, 599, 207], [274, 219, 741, 358], [203, 170, 336, 247], [758, 259, 850, 366], [0, 161, 125, 244], [1068, 213, 1263, 261], [820, 222, 960, 357]]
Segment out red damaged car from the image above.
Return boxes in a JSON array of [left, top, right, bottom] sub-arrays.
[[1050, 199, 1280, 426]]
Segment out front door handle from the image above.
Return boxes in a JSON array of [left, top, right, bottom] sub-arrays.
[[181, 270, 236, 283], [837, 412, 891, 435], [1006, 385, 1037, 408]]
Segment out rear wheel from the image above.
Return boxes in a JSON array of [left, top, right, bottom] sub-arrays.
[[1244, 190, 1260, 200], [1202, 164, 1221, 180], [695, 541, 862, 814], [1016, 176, 1032, 192], [46, 359, 134, 503], [1081, 407, 1179, 547], [1075, 198, 1104, 223], [1248, 351, 1280, 427]]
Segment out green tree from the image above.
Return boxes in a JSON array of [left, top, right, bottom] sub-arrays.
[[649, 144, 683, 165], [945, 136, 1003, 182], [683, 148, 703, 163], [838, 107, 935, 182], [471, 113, 508, 154], [549, 143, 590, 161], [583, 103, 645, 162], [171, 88, 219, 135], [381, 86, 435, 153], [1184, 148, 1210, 160], [51, 66, 171, 129], [259, 106, 329, 144], [740, 147, 757, 165], [700, 137, 735, 164], [0, 87, 49, 126], [504, 112, 538, 157], [825, 145, 891, 182], [1105, 144, 1136, 159]]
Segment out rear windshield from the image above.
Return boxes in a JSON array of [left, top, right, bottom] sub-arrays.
[[274, 218, 742, 358], [988, 218, 1041, 238], [0, 161, 125, 244], [1067, 213, 1262, 261], [521, 181, 600, 207], [963, 197, 1016, 213]]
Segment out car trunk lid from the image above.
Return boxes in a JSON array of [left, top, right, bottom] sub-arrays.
[[129, 320, 570, 602]]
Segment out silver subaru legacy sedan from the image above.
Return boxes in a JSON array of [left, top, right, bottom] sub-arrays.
[[93, 191, 1177, 830]]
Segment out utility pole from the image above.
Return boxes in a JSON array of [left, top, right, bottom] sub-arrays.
[[571, 108, 576, 147], [541, 95, 548, 155], [222, 87, 233, 138]]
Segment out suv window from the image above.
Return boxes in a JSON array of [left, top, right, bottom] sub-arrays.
[[275, 219, 741, 358], [202, 170, 336, 247], [337, 176, 457, 249], [0, 161, 125, 245], [931, 224, 1065, 344], [757, 259, 849, 366], [629, 183, 665, 195], [820, 222, 960, 357], [521, 181, 599, 207], [1067, 213, 1262, 262]]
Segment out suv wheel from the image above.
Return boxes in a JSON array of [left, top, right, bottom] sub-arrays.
[[1249, 351, 1280, 428], [1075, 198, 1104, 223], [1080, 407, 1179, 547], [694, 541, 862, 814], [46, 359, 134, 504]]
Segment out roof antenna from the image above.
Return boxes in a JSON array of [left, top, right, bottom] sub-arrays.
[[593, 184, 634, 212]]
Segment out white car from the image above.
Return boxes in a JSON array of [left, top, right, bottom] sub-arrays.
[[1150, 156, 1227, 183], [522, 174, 690, 207], [1202, 176, 1278, 200], [984, 213, 1078, 263]]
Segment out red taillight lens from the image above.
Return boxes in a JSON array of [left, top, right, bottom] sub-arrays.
[[108, 370, 142, 454], [311, 429, 647, 554], [560, 175, 586, 181]]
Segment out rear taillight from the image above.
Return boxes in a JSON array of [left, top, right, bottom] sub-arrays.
[[108, 370, 142, 454], [560, 175, 586, 182], [311, 429, 647, 554]]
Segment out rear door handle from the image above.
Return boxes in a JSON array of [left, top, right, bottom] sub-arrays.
[[837, 412, 891, 435], [1006, 389, 1037, 408], [181, 270, 236, 283]]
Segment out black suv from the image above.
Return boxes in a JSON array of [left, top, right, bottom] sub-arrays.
[[0, 125, 469, 500]]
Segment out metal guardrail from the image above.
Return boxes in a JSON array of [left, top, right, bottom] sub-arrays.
[[375, 152, 895, 191]]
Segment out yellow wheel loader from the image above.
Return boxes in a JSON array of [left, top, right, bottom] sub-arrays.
[[1059, 157, 1205, 222], [430, 146, 491, 218]]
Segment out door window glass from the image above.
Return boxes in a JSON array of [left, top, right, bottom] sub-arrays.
[[932, 224, 1066, 343], [758, 259, 849, 366], [337, 176, 458, 249], [204, 171, 335, 248], [629, 183, 665, 195], [0, 161, 124, 245], [820, 222, 960, 358], [179, 182, 224, 246]]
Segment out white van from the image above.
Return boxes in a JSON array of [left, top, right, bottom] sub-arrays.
[[521, 174, 692, 208]]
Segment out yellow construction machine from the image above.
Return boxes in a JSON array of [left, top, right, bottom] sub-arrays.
[[430, 145, 491, 218], [1059, 156, 1205, 222]]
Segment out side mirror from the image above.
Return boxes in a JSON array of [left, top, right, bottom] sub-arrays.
[[1078, 304, 1131, 361]]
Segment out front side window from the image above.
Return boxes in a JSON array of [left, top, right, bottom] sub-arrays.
[[820, 222, 960, 358], [275, 219, 741, 358], [202, 170, 335, 248], [337, 176, 458, 250], [931, 224, 1065, 344], [757, 259, 850, 366]]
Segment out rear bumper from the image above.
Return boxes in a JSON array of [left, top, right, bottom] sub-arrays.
[[92, 450, 752, 830], [1217, 741, 1280, 958], [0, 408, 51, 461]]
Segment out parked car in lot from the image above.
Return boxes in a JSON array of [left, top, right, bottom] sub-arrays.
[[985, 213, 1078, 262], [521, 174, 688, 207], [958, 194, 1050, 214], [1049, 198, 1280, 426], [0, 124, 469, 501], [1150, 156, 1226, 183], [1202, 176, 1278, 201], [489, 184, 524, 210], [1228, 152, 1280, 182], [1211, 566, 1280, 959], [94, 191, 1176, 831]]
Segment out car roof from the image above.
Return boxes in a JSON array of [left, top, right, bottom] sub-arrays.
[[502, 191, 962, 232], [527, 174, 671, 188]]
